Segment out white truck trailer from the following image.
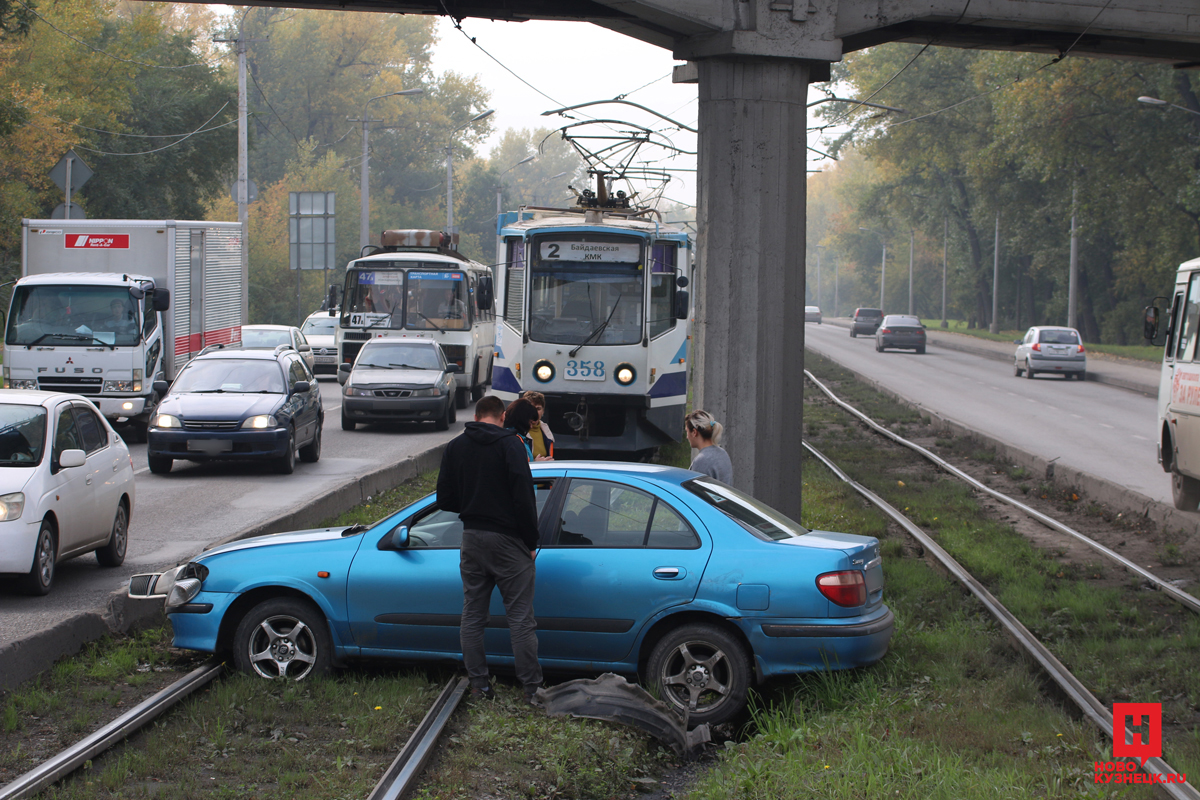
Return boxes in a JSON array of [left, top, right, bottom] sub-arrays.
[[4, 219, 244, 440]]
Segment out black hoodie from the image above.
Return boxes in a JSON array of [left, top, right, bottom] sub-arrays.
[[436, 421, 539, 549]]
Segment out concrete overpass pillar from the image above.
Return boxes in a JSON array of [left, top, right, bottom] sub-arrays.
[[693, 57, 808, 520]]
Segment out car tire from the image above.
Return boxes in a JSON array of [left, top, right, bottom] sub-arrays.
[[455, 387, 469, 410], [232, 597, 332, 681], [1024, 360, 1035, 379], [277, 429, 296, 475], [435, 398, 451, 431], [341, 412, 356, 431], [22, 519, 56, 596], [850, 329, 857, 338], [916, 345, 925, 355], [299, 420, 321, 463], [449, 398, 457, 424], [95, 501, 128, 567], [1076, 371, 1086, 382], [1172, 470, 1200, 511], [1014, 361, 1022, 377], [147, 455, 172, 474], [646, 623, 751, 728]]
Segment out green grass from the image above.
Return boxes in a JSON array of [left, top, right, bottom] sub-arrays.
[[320, 469, 439, 529], [929, 319, 1159, 361]]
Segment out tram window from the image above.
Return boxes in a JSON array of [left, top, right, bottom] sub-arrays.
[[649, 243, 678, 339], [1175, 274, 1200, 362], [505, 239, 525, 332]]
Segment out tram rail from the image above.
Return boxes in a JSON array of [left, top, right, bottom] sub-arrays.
[[804, 439, 1198, 798], [804, 368, 1200, 617]]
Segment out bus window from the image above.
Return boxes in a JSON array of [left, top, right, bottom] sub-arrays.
[[343, 269, 403, 329], [1165, 292, 1184, 362], [1176, 275, 1200, 362]]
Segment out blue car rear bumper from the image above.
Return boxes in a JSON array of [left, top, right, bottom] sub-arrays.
[[741, 605, 894, 678]]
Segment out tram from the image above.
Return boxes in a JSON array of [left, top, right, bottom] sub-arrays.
[[335, 229, 496, 409], [491, 186, 692, 455]]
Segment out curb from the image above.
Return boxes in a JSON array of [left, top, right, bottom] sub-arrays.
[[0, 443, 448, 691], [806, 350, 1200, 541], [819, 319, 1157, 396]]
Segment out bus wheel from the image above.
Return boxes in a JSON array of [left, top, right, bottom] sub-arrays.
[[1172, 471, 1200, 511]]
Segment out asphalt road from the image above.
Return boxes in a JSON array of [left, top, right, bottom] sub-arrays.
[[803, 322, 1170, 506], [0, 377, 469, 646]]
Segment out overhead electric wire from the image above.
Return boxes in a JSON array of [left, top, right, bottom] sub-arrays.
[[13, 0, 207, 70], [73, 102, 235, 156], [615, 72, 671, 101], [248, 67, 301, 146]]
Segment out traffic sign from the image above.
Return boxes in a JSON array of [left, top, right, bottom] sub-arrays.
[[48, 149, 93, 193], [50, 202, 86, 219]]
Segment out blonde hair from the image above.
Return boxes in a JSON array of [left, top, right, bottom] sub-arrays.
[[685, 410, 723, 445]]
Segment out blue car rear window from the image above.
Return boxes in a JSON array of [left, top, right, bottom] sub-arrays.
[[683, 478, 807, 542]]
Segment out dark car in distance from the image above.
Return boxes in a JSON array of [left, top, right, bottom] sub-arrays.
[[850, 308, 884, 338], [146, 346, 323, 475], [875, 315, 927, 354]]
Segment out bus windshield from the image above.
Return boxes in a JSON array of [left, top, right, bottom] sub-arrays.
[[7, 285, 142, 347], [406, 271, 467, 331], [343, 269, 405, 330], [529, 264, 643, 345]]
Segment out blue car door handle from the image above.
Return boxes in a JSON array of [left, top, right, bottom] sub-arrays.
[[653, 567, 685, 580]]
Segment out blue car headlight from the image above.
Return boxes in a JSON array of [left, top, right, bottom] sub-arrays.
[[154, 414, 182, 429], [241, 415, 279, 429]]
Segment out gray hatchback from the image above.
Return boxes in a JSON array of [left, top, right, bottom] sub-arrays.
[[1013, 326, 1086, 380]]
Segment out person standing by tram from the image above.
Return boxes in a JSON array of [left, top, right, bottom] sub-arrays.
[[685, 410, 733, 483], [521, 391, 555, 460]]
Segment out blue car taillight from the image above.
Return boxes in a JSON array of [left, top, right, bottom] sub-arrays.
[[816, 570, 867, 607]]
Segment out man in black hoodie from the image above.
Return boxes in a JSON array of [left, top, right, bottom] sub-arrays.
[[437, 395, 542, 702]]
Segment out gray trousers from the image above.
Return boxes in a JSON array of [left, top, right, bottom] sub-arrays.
[[459, 529, 542, 692]]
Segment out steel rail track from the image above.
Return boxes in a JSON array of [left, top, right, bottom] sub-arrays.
[[367, 676, 469, 800], [804, 440, 1199, 799], [804, 368, 1200, 616], [0, 659, 225, 800]]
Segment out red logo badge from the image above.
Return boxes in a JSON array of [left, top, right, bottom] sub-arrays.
[[64, 234, 129, 249], [1113, 703, 1161, 766]]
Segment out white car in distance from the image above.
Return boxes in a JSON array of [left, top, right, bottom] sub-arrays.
[[301, 310, 339, 377], [0, 391, 136, 594]]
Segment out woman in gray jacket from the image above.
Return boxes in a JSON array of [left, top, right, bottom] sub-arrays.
[[685, 409, 732, 483]]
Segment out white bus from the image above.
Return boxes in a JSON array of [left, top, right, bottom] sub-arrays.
[[335, 230, 495, 410], [1146, 255, 1200, 509]]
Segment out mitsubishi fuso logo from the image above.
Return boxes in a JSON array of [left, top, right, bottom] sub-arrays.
[[65, 357, 73, 364]]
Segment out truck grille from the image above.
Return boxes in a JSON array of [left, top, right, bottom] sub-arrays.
[[38, 377, 103, 395], [182, 419, 241, 431]]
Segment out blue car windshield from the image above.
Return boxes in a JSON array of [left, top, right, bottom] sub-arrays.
[[683, 477, 807, 541], [172, 359, 286, 394]]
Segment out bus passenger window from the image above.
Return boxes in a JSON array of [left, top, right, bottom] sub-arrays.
[[1166, 293, 1184, 361], [1176, 276, 1200, 362]]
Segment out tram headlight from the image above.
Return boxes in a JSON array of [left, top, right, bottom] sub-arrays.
[[534, 360, 555, 383], [615, 363, 636, 386]]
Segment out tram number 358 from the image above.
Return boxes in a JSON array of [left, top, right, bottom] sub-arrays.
[[565, 360, 605, 380]]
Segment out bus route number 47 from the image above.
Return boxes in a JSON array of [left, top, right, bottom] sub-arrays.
[[565, 360, 605, 381]]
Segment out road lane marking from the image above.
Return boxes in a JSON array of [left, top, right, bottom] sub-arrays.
[[1099, 423, 1114, 429], [1131, 434, 1149, 441]]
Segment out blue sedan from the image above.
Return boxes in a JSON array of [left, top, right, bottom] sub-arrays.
[[131, 463, 893, 726]]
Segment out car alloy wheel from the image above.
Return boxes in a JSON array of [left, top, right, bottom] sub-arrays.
[[23, 520, 56, 596], [647, 623, 750, 727], [96, 502, 128, 567], [1024, 359, 1035, 379], [233, 598, 331, 681], [277, 429, 296, 474]]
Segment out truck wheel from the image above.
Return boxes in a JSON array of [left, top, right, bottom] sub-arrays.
[[147, 455, 172, 474], [1172, 471, 1200, 511]]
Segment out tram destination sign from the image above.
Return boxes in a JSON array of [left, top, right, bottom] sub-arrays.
[[540, 241, 639, 263]]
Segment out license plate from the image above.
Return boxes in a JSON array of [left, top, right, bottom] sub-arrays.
[[314, 356, 336, 363], [187, 439, 232, 454]]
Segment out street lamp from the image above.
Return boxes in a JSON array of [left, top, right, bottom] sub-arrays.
[[1137, 95, 1200, 118], [446, 109, 495, 234], [355, 89, 424, 251], [859, 227, 886, 310]]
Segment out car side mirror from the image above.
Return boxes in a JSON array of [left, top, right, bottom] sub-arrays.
[[390, 525, 409, 549], [152, 288, 170, 312], [674, 290, 689, 320], [59, 449, 86, 468], [1144, 305, 1160, 342], [446, 364, 461, 374], [153, 380, 170, 396], [1012, 339, 1022, 345], [292, 381, 311, 394]]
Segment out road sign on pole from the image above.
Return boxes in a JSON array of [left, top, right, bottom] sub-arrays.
[[48, 150, 93, 220]]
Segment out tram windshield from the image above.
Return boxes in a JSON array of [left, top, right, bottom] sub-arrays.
[[341, 267, 467, 331], [529, 264, 643, 345]]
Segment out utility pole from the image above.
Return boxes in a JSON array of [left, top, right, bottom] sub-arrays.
[[815, 245, 823, 310], [834, 261, 839, 318], [1068, 185, 1078, 330], [941, 216, 948, 328], [880, 244, 886, 310], [990, 211, 1001, 334], [907, 230, 914, 316]]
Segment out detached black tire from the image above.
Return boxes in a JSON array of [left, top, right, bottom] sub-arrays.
[[299, 419, 322, 463], [1172, 471, 1200, 511], [232, 597, 332, 681], [646, 623, 751, 728], [22, 519, 56, 596], [147, 455, 172, 474], [95, 501, 128, 567]]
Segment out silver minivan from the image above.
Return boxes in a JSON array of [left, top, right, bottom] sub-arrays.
[[1013, 326, 1086, 380]]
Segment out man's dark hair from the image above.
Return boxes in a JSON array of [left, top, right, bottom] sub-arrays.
[[475, 395, 505, 420], [504, 398, 539, 435]]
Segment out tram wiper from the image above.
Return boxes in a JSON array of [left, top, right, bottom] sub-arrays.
[[570, 295, 621, 358]]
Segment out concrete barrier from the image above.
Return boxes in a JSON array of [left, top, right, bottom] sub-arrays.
[[0, 443, 448, 691]]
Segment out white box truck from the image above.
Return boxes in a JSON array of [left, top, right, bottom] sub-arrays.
[[4, 219, 245, 440]]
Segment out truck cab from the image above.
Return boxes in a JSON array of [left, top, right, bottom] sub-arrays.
[[4, 273, 169, 441]]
